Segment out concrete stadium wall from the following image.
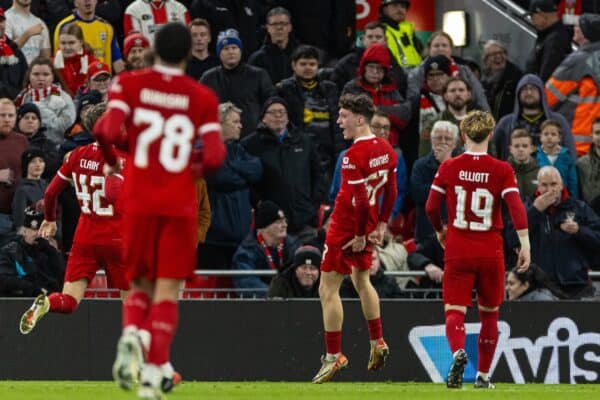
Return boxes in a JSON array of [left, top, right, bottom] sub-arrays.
[[1, 299, 599, 383]]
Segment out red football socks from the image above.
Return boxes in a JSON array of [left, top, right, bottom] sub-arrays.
[[478, 309, 499, 374], [48, 293, 78, 314], [147, 301, 178, 365], [445, 310, 466, 353], [325, 331, 342, 355], [367, 317, 383, 341], [122, 290, 151, 329]]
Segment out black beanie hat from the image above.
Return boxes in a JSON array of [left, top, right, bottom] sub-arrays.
[[21, 148, 45, 177], [17, 102, 41, 122], [293, 245, 322, 268], [77, 90, 103, 117], [255, 200, 285, 230], [579, 14, 600, 43], [260, 96, 289, 119], [23, 206, 44, 230]]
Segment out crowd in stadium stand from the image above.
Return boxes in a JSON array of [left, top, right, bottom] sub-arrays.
[[0, 0, 599, 300]]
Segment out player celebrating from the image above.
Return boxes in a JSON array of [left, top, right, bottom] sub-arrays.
[[425, 110, 530, 389], [93, 23, 225, 400], [313, 93, 398, 384], [19, 102, 128, 335]]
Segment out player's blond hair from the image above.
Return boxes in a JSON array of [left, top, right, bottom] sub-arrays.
[[460, 110, 495, 144]]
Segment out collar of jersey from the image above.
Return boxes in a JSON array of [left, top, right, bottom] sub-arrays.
[[73, 11, 97, 23], [153, 64, 184, 76], [464, 151, 488, 156], [354, 134, 376, 143]]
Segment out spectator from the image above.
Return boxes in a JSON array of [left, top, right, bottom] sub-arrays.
[[508, 128, 539, 202], [0, 98, 29, 245], [375, 226, 412, 290], [95, 0, 125, 46], [53, 0, 125, 73], [61, 90, 101, 157], [14, 58, 76, 146], [331, 21, 408, 96], [53, 23, 98, 96], [525, 0, 572, 82], [248, 7, 296, 86], [123, 0, 190, 44], [16, 103, 60, 179], [340, 247, 405, 299], [78, 61, 111, 101], [546, 13, 600, 156], [536, 119, 579, 198], [576, 118, 600, 207], [378, 0, 422, 68], [231, 200, 297, 298], [342, 43, 412, 148], [410, 120, 457, 242], [406, 31, 489, 111], [122, 32, 150, 71], [196, 178, 210, 244], [11, 148, 46, 229], [493, 74, 576, 160], [277, 45, 344, 178], [199, 102, 262, 270], [506, 264, 564, 301], [406, 233, 445, 298], [5, 0, 51, 64], [0, 207, 64, 297], [242, 97, 324, 239], [0, 8, 27, 99], [481, 40, 524, 121], [330, 111, 407, 221], [527, 166, 600, 299], [201, 29, 276, 138], [186, 18, 219, 80], [268, 244, 321, 298], [420, 77, 473, 157]]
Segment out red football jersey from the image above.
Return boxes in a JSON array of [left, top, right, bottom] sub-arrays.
[[326, 135, 398, 246], [105, 65, 220, 217], [55, 143, 123, 246], [430, 151, 519, 260]]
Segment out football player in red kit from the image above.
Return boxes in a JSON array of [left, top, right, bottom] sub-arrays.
[[19, 103, 127, 335], [93, 23, 225, 399], [312, 94, 397, 384], [425, 110, 530, 389]]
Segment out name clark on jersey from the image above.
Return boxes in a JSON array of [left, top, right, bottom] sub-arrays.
[[80, 159, 100, 171], [459, 170, 490, 183]]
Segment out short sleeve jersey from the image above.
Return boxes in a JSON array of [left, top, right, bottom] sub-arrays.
[[106, 65, 220, 217], [57, 143, 122, 245], [430, 152, 519, 260], [5, 8, 51, 64], [326, 135, 397, 246]]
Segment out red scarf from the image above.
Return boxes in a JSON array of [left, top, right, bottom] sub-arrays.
[[448, 57, 460, 77], [256, 232, 284, 270], [0, 35, 19, 65], [15, 84, 62, 107]]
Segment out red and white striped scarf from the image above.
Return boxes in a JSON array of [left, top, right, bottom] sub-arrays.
[[0, 35, 19, 65], [15, 84, 62, 107]]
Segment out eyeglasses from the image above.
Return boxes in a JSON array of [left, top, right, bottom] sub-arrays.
[[267, 22, 290, 28], [265, 110, 287, 116]]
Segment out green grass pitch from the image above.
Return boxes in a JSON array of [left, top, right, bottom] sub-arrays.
[[0, 382, 599, 400]]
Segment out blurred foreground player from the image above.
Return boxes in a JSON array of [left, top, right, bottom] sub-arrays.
[[94, 23, 225, 400], [313, 94, 397, 383], [425, 111, 530, 389], [19, 103, 128, 334]]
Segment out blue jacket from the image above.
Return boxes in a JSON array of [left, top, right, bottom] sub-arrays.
[[329, 149, 407, 218], [231, 233, 297, 298], [493, 74, 576, 160], [527, 195, 600, 287], [205, 141, 263, 247], [536, 146, 579, 199]]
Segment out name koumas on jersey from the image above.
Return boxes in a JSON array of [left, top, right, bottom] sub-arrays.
[[106, 66, 221, 217], [327, 136, 398, 246]]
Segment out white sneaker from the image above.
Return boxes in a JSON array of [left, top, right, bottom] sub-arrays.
[[138, 364, 164, 400], [19, 293, 50, 335], [112, 332, 144, 390]]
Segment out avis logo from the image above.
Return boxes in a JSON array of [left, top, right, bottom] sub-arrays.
[[408, 317, 600, 383]]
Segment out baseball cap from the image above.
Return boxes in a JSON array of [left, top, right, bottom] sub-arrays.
[[89, 61, 110, 80], [527, 0, 558, 15]]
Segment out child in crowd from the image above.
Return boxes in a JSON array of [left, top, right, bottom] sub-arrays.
[[508, 128, 539, 202], [536, 120, 579, 198], [11, 149, 47, 230]]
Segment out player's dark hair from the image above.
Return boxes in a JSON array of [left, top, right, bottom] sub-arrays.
[[291, 45, 320, 63], [338, 93, 375, 120], [509, 264, 567, 300], [540, 119, 562, 136], [155, 23, 191, 64], [510, 128, 533, 144], [460, 110, 495, 143], [443, 76, 471, 94]]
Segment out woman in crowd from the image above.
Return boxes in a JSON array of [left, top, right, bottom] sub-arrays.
[[506, 264, 565, 301], [53, 23, 98, 96]]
